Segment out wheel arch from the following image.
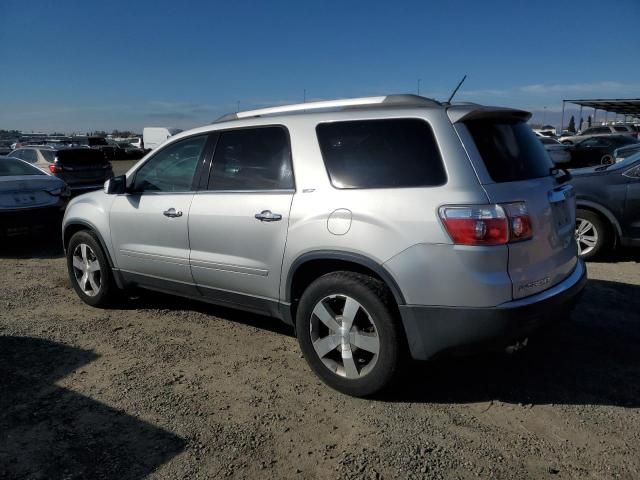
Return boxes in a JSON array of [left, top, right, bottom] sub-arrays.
[[576, 200, 622, 239], [63, 220, 115, 268], [285, 251, 406, 309]]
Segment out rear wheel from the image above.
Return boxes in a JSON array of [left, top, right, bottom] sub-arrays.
[[67, 231, 119, 307], [601, 154, 614, 165], [575, 209, 609, 259], [295, 272, 401, 397]]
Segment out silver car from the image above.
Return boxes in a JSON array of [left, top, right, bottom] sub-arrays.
[[62, 95, 586, 396], [1, 156, 69, 238]]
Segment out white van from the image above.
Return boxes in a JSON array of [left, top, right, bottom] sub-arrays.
[[142, 127, 183, 151]]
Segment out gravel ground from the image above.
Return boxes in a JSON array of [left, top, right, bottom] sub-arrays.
[[0, 229, 639, 480]]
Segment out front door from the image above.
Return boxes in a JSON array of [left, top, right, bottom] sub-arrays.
[[188, 126, 294, 313], [110, 134, 210, 292]]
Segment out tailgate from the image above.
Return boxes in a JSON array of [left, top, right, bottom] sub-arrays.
[[456, 111, 579, 299], [483, 178, 577, 298]]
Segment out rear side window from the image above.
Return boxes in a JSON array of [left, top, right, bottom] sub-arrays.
[[208, 126, 294, 191], [614, 126, 629, 132], [465, 120, 552, 183], [21, 149, 37, 163], [316, 119, 446, 189]]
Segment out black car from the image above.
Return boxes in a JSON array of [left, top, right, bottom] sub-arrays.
[[566, 135, 639, 169], [570, 153, 640, 259], [70, 136, 119, 160]]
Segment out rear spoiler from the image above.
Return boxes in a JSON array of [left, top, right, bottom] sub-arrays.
[[447, 105, 531, 124]]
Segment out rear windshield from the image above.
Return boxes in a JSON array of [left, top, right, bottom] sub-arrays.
[[0, 158, 45, 176], [40, 149, 56, 162], [465, 120, 552, 182], [56, 149, 107, 165]]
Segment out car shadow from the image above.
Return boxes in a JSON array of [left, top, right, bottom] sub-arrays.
[[0, 224, 64, 259], [382, 278, 640, 407], [594, 247, 639, 264], [0, 336, 185, 479]]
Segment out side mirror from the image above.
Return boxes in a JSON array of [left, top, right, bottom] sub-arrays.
[[104, 175, 127, 194]]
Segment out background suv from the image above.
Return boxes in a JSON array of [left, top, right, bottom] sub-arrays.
[[62, 95, 586, 396], [9, 146, 113, 193], [560, 124, 638, 144], [571, 152, 640, 258]]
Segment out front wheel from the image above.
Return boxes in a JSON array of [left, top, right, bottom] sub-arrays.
[[575, 209, 609, 260], [67, 230, 119, 307], [295, 272, 401, 397]]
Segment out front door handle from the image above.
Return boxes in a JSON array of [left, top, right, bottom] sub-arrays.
[[163, 208, 183, 218], [255, 210, 282, 222]]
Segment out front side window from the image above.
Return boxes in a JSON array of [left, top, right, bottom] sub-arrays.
[[0, 158, 45, 176], [208, 126, 294, 191], [316, 119, 446, 189], [132, 134, 208, 192]]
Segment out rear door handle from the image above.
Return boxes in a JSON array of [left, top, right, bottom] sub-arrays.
[[163, 208, 183, 218], [255, 210, 282, 222]]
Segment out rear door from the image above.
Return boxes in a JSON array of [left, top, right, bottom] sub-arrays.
[[457, 116, 577, 299], [188, 126, 294, 313], [623, 162, 640, 239]]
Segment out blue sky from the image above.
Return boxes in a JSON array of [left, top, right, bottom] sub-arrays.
[[1, 0, 639, 133]]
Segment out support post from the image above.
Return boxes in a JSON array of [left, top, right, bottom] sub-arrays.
[[560, 101, 566, 134]]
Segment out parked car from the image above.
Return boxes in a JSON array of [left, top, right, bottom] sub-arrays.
[[62, 95, 586, 397], [0, 156, 70, 238], [571, 152, 640, 259], [70, 136, 119, 159], [614, 142, 640, 162], [9, 146, 113, 193], [564, 135, 639, 169], [142, 127, 182, 152], [538, 136, 571, 165], [560, 124, 638, 144], [112, 141, 145, 159]]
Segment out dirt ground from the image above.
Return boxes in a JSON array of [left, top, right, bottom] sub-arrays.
[[1, 223, 639, 479]]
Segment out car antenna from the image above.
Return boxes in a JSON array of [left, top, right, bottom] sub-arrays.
[[446, 75, 467, 104]]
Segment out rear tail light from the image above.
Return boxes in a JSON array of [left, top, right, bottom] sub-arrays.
[[48, 164, 63, 174], [439, 202, 532, 246]]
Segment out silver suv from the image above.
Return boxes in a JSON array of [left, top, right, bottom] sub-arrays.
[[62, 95, 586, 396]]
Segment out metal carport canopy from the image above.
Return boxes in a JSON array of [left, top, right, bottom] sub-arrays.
[[564, 98, 640, 116], [561, 98, 640, 132]]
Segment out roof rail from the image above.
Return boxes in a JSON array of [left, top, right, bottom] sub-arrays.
[[213, 94, 441, 123]]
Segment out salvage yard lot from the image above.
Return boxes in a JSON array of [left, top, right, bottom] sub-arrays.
[[1, 234, 639, 478]]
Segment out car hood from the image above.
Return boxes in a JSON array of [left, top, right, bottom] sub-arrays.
[[0, 175, 65, 192]]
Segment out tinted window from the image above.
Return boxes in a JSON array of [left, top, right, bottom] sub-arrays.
[[133, 135, 208, 192], [88, 137, 108, 146], [0, 158, 45, 176], [540, 137, 559, 145], [40, 149, 56, 162], [56, 148, 107, 165], [9, 150, 23, 159], [208, 127, 293, 191], [466, 120, 552, 182], [316, 119, 446, 189], [614, 126, 629, 132], [21, 149, 38, 163]]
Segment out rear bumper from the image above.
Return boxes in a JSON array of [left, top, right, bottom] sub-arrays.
[[399, 259, 587, 360]]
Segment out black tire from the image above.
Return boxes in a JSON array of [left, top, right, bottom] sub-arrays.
[[295, 272, 401, 397], [66, 230, 119, 307], [601, 154, 614, 165], [575, 209, 609, 260]]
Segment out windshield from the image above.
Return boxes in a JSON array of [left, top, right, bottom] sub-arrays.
[[0, 157, 46, 176]]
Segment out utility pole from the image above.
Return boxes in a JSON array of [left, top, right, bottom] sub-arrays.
[[303, 89, 306, 103], [236, 101, 240, 113], [417, 78, 421, 96], [543, 106, 547, 125]]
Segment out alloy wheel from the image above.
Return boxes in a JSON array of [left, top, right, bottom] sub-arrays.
[[575, 218, 599, 256], [309, 294, 380, 379], [72, 243, 102, 297]]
